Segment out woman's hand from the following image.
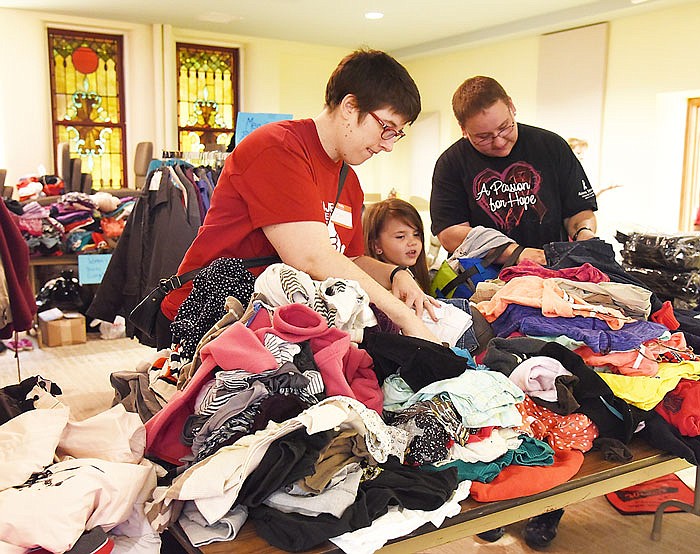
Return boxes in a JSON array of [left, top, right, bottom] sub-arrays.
[[391, 269, 439, 321]]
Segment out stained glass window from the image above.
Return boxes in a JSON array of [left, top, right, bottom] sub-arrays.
[[176, 43, 239, 153], [48, 28, 127, 190]]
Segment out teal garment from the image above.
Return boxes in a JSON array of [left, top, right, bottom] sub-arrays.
[[450, 346, 492, 372], [422, 435, 555, 483], [512, 435, 555, 466], [422, 455, 509, 483], [65, 230, 93, 252], [382, 374, 414, 412]]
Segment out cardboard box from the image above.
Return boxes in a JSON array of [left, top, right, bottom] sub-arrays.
[[38, 313, 87, 347]]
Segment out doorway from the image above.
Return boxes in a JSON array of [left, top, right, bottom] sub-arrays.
[[679, 97, 700, 231]]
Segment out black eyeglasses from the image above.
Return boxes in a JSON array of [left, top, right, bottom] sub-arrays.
[[369, 112, 405, 141], [471, 120, 516, 146]]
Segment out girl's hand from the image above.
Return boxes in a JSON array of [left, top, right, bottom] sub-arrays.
[[391, 269, 439, 321]]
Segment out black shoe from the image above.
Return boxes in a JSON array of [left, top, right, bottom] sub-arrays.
[[477, 526, 506, 542], [523, 509, 565, 549]]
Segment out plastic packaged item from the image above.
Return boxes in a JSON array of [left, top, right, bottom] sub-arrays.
[[617, 231, 700, 271], [623, 264, 700, 307]]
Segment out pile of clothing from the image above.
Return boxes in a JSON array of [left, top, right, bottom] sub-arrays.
[[5, 191, 135, 257], [0, 376, 161, 553], [5, 239, 700, 554], [109, 243, 699, 552]]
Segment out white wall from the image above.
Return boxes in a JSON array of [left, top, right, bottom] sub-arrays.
[[395, 1, 700, 242], [601, 3, 700, 236], [536, 23, 608, 188], [0, 9, 156, 188], [2, 2, 700, 238], [0, 8, 348, 188]]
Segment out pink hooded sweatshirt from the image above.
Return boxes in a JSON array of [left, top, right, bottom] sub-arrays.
[[145, 303, 381, 465]]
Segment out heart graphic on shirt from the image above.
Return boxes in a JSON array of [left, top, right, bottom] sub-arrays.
[[473, 162, 547, 231]]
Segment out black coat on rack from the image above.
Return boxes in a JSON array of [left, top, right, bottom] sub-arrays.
[[87, 167, 201, 346]]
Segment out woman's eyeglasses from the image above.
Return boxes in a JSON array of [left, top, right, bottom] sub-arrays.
[[369, 112, 406, 141]]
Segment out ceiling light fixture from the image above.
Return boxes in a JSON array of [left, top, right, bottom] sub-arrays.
[[364, 12, 384, 20]]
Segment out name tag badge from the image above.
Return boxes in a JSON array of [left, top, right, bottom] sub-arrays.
[[330, 203, 353, 229]]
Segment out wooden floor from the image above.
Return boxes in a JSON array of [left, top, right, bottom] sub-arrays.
[[421, 495, 698, 553], [1, 332, 697, 553], [0, 330, 155, 420]]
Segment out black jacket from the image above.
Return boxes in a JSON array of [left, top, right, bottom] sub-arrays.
[[87, 167, 201, 344]]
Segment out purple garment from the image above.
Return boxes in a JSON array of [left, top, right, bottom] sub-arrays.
[[194, 167, 214, 212], [19, 202, 50, 219], [367, 303, 401, 335], [53, 210, 93, 225], [491, 304, 668, 354]]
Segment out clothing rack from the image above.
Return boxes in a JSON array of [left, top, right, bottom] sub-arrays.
[[161, 150, 229, 168]]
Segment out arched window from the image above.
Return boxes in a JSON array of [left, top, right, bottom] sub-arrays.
[[47, 28, 127, 189], [176, 43, 239, 153]]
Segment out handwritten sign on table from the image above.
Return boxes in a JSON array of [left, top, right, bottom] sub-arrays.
[[78, 254, 112, 285], [235, 112, 293, 147]]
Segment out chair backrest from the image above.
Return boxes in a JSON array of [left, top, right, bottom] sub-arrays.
[[69, 158, 82, 193], [134, 142, 154, 189], [57, 142, 72, 185]]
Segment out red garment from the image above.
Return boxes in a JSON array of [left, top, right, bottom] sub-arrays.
[[499, 260, 610, 283], [516, 396, 598, 452], [162, 119, 365, 319], [0, 202, 37, 337], [650, 300, 680, 331], [470, 449, 584, 502], [145, 322, 279, 464], [655, 379, 700, 437]]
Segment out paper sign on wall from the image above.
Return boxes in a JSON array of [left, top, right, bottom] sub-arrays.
[[78, 254, 112, 285], [235, 112, 293, 147]]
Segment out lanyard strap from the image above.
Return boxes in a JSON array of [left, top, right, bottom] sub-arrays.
[[326, 162, 349, 224]]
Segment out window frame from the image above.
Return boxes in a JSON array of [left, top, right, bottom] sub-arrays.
[[175, 42, 240, 153], [47, 27, 128, 189]]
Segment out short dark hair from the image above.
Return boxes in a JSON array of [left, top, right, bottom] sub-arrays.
[[325, 49, 421, 124], [452, 76, 510, 128]]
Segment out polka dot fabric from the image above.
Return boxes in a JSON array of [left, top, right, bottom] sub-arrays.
[[171, 258, 256, 361], [516, 396, 598, 452], [394, 412, 452, 466]]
